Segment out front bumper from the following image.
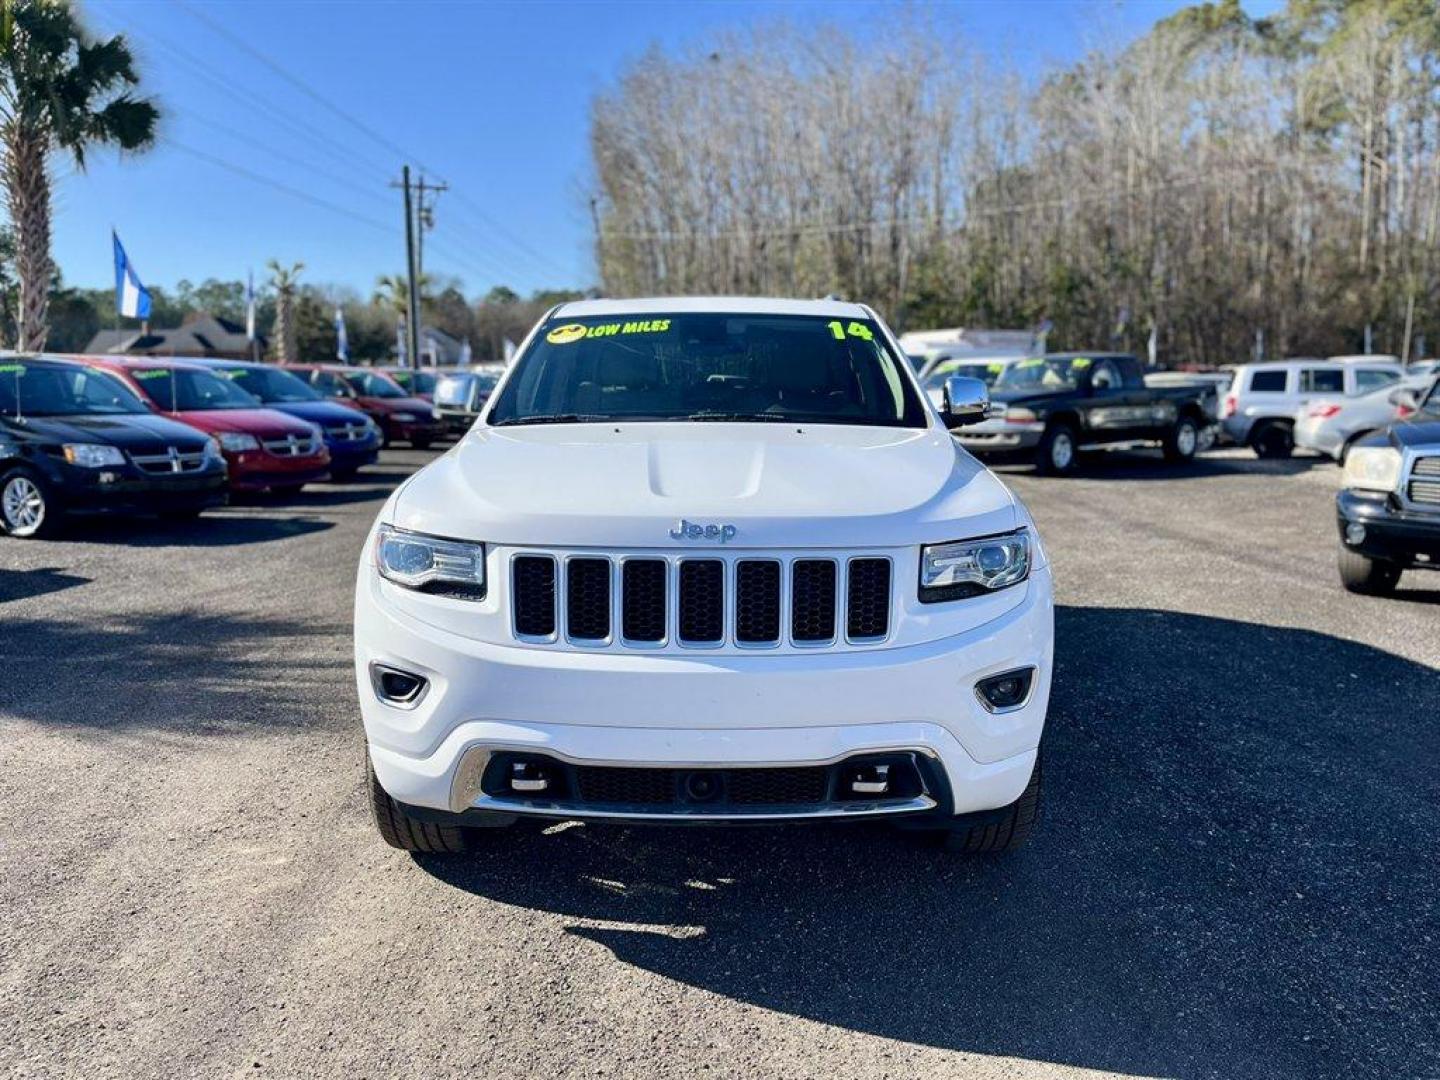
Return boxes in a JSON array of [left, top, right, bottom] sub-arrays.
[[52, 464, 228, 515], [1337, 489, 1440, 565], [954, 420, 1045, 453], [225, 449, 332, 491], [386, 417, 445, 443], [325, 441, 381, 473], [436, 409, 480, 435], [357, 562, 1053, 822]]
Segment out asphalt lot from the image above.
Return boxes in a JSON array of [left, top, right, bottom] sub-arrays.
[[1, 443, 1436, 1080]]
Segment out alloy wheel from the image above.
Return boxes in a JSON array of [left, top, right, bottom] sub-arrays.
[[2, 476, 46, 536]]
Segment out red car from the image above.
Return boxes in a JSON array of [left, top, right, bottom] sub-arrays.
[[286, 364, 443, 448], [76, 357, 331, 493]]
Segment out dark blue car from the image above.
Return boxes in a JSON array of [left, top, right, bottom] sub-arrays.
[[190, 359, 382, 479]]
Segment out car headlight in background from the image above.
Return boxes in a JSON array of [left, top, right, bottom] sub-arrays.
[[431, 406, 442, 421], [1343, 446, 1402, 493], [376, 524, 486, 600], [1004, 407, 1040, 425], [391, 412, 416, 422], [920, 529, 1030, 603], [62, 443, 126, 468], [217, 432, 260, 452]]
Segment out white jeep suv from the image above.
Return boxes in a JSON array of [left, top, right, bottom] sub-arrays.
[[355, 297, 1054, 853]]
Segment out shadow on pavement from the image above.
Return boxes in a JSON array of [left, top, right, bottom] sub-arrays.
[[0, 609, 351, 733], [0, 566, 91, 604], [418, 606, 1438, 1079], [52, 513, 334, 547]]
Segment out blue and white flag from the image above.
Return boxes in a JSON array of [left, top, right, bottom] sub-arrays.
[[395, 316, 407, 365], [112, 231, 151, 320], [335, 307, 349, 362], [245, 270, 256, 340], [458, 337, 473, 366]]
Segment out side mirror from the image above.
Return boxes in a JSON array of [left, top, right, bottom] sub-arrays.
[[942, 376, 992, 428]]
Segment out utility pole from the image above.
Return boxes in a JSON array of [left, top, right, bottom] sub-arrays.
[[390, 168, 447, 371], [414, 173, 447, 289], [391, 166, 422, 371]]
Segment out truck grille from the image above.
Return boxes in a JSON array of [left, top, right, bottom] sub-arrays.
[[509, 551, 892, 649], [1409, 455, 1440, 506]]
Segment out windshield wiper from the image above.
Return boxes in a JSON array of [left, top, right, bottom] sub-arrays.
[[491, 413, 605, 427], [684, 412, 791, 422]]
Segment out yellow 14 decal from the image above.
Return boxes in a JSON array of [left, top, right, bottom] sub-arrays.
[[826, 320, 873, 342]]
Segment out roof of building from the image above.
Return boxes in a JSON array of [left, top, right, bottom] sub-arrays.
[[82, 313, 263, 357]]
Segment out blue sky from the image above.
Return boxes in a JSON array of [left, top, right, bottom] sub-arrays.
[[62, 0, 1277, 299]]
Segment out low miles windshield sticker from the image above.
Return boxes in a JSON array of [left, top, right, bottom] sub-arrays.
[[547, 319, 671, 344]]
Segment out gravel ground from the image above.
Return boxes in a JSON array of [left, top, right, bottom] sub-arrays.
[[0, 444, 1435, 1080]]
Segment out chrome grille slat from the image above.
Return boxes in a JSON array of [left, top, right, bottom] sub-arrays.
[[130, 450, 206, 475], [261, 436, 321, 457], [1405, 453, 1440, 507]]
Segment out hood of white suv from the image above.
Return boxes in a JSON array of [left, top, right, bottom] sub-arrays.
[[392, 422, 1019, 548]]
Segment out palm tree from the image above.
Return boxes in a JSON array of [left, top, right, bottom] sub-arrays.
[[372, 271, 431, 318], [268, 259, 302, 363], [0, 1, 159, 350]]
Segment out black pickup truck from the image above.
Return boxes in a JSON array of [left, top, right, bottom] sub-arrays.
[[953, 352, 1219, 475]]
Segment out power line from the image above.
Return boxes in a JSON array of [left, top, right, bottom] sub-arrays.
[[177, 0, 437, 180], [173, 0, 576, 285], [164, 139, 398, 236]]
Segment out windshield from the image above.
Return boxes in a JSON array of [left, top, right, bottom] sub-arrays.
[[1421, 379, 1440, 415], [0, 363, 150, 417], [995, 356, 1091, 393], [131, 366, 261, 411], [489, 313, 926, 427], [343, 371, 405, 399], [924, 361, 1007, 390], [390, 369, 437, 394], [219, 365, 321, 403]]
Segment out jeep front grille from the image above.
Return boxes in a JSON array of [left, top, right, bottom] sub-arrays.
[[508, 551, 892, 650]]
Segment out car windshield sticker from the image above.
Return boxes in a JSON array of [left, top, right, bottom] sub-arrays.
[[133, 369, 169, 379], [1071, 358, 1092, 369], [546, 319, 672, 345], [0, 364, 24, 374], [988, 363, 1004, 374], [825, 320, 874, 341]]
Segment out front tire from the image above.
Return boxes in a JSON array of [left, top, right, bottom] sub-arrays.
[[0, 466, 60, 538], [367, 757, 473, 853], [1163, 416, 1200, 462], [1338, 546, 1401, 596], [941, 756, 1041, 853], [1035, 423, 1078, 476]]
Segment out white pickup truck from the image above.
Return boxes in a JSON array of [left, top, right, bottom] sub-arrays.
[[355, 297, 1053, 853]]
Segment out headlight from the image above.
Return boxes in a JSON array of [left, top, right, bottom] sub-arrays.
[[1343, 446, 1402, 492], [920, 529, 1030, 603], [376, 524, 486, 600], [218, 432, 260, 452], [202, 437, 224, 462], [62, 443, 125, 468], [391, 412, 416, 422]]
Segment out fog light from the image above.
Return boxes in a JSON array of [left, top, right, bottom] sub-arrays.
[[847, 763, 890, 795], [369, 662, 428, 707], [1345, 523, 1366, 545], [510, 761, 550, 793], [976, 667, 1035, 712]]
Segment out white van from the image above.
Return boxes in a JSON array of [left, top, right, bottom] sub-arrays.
[[1221, 359, 1404, 457]]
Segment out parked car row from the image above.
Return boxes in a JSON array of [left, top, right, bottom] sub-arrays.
[[0, 353, 461, 539]]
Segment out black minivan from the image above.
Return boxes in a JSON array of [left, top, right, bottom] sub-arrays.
[[0, 356, 228, 538]]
